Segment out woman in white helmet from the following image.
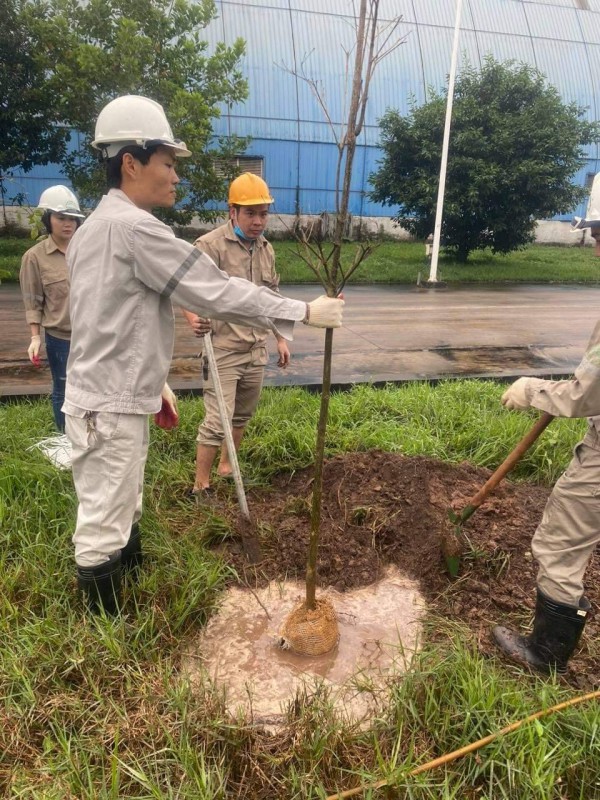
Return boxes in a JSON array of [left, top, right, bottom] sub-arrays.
[[64, 95, 344, 616], [19, 185, 85, 431]]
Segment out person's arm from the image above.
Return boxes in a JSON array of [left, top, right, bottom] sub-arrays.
[[265, 247, 290, 365], [275, 334, 290, 368], [132, 219, 342, 338], [19, 253, 44, 365], [502, 321, 600, 417], [180, 238, 217, 337], [182, 308, 211, 337]]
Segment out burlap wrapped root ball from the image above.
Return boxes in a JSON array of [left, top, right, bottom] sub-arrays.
[[278, 598, 340, 656]]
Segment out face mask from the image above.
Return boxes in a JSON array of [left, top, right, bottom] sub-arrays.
[[233, 224, 258, 241]]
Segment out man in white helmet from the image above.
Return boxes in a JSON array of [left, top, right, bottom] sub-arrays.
[[492, 176, 600, 675], [64, 94, 344, 616], [182, 173, 291, 496], [572, 171, 600, 256], [19, 185, 85, 431]]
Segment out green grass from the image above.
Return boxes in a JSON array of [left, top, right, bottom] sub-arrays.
[[3, 235, 600, 284], [272, 240, 600, 284], [1, 380, 598, 798], [0, 235, 35, 280]]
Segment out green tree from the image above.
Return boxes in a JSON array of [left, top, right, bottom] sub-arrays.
[[369, 57, 600, 262], [0, 0, 68, 220], [24, 0, 248, 222]]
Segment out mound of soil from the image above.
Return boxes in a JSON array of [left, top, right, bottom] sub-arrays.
[[213, 451, 599, 688]]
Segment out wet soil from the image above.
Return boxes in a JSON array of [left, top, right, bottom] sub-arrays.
[[209, 450, 599, 689]]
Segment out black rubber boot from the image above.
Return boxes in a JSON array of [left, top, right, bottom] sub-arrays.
[[77, 552, 122, 616], [493, 590, 590, 674], [121, 522, 143, 578]]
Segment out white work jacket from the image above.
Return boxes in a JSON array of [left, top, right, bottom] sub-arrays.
[[64, 189, 306, 414]]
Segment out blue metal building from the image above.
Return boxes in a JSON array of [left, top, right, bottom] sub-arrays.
[[10, 0, 600, 220]]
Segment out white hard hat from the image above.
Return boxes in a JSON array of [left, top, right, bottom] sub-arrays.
[[92, 95, 191, 159], [38, 185, 85, 218]]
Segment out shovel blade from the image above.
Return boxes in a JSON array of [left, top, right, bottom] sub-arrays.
[[444, 553, 460, 578], [238, 515, 262, 564], [441, 518, 465, 578]]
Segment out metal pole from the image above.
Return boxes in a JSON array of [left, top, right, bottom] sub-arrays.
[[202, 333, 250, 519], [428, 0, 463, 285]]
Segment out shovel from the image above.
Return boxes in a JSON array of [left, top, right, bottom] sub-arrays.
[[202, 334, 262, 564], [441, 411, 554, 577]]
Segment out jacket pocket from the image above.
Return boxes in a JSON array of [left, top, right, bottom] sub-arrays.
[[43, 277, 69, 309], [250, 345, 268, 366]]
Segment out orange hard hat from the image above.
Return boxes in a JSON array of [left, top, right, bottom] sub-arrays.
[[228, 173, 273, 205]]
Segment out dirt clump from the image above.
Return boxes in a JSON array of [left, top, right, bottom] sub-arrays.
[[210, 450, 599, 688]]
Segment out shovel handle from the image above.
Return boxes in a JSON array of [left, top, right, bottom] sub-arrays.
[[458, 411, 554, 524], [203, 334, 250, 519]]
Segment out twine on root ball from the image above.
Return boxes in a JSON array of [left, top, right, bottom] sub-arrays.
[[278, 597, 340, 656]]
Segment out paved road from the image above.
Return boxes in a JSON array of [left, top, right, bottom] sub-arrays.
[[2, 282, 599, 398]]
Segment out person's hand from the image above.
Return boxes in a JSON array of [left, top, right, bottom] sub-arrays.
[[501, 377, 532, 410], [154, 383, 179, 430], [304, 296, 344, 328], [188, 315, 211, 337], [27, 335, 41, 367], [277, 339, 290, 368]]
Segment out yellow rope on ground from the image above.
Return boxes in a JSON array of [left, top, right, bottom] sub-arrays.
[[325, 689, 600, 800]]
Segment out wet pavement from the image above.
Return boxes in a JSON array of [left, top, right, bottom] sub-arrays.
[[2, 282, 599, 399]]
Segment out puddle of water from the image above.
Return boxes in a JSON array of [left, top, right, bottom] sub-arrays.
[[182, 565, 426, 728]]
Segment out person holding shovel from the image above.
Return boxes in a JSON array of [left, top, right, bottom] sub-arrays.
[[182, 173, 288, 497], [63, 95, 344, 616], [19, 185, 85, 432], [492, 188, 600, 674]]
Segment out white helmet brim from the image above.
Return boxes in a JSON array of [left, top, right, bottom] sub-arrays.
[[92, 95, 192, 159]]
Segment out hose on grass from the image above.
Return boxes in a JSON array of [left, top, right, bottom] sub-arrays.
[[325, 689, 600, 800]]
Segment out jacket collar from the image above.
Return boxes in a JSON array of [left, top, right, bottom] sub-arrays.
[[43, 235, 61, 255]]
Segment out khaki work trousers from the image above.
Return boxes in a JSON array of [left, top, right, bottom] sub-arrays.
[[532, 427, 600, 606], [66, 412, 148, 567], [197, 347, 266, 447]]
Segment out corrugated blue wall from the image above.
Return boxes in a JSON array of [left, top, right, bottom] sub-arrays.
[[9, 0, 600, 220], [207, 0, 600, 218]]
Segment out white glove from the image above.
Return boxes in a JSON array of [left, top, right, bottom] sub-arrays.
[[305, 296, 344, 328], [501, 377, 532, 411], [27, 335, 41, 365]]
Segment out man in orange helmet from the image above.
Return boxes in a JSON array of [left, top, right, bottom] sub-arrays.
[[183, 173, 290, 495]]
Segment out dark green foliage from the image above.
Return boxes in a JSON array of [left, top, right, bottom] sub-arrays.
[[369, 57, 600, 262], [0, 0, 68, 207], [21, 0, 249, 221]]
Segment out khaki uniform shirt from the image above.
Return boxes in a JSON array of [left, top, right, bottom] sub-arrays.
[[64, 189, 306, 415], [19, 236, 71, 340], [194, 221, 278, 353], [526, 318, 600, 443]]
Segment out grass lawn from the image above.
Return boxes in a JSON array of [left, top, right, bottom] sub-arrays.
[[2, 234, 600, 284], [1, 380, 598, 798]]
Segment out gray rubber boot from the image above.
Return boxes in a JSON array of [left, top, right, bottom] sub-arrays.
[[493, 589, 590, 674], [76, 552, 122, 616], [121, 522, 143, 578]]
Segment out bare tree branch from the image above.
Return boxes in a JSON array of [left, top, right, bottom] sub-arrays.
[[276, 0, 407, 615]]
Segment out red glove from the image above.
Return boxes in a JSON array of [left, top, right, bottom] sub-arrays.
[[154, 384, 179, 430]]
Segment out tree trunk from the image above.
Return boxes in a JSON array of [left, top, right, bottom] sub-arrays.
[[305, 326, 333, 610]]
